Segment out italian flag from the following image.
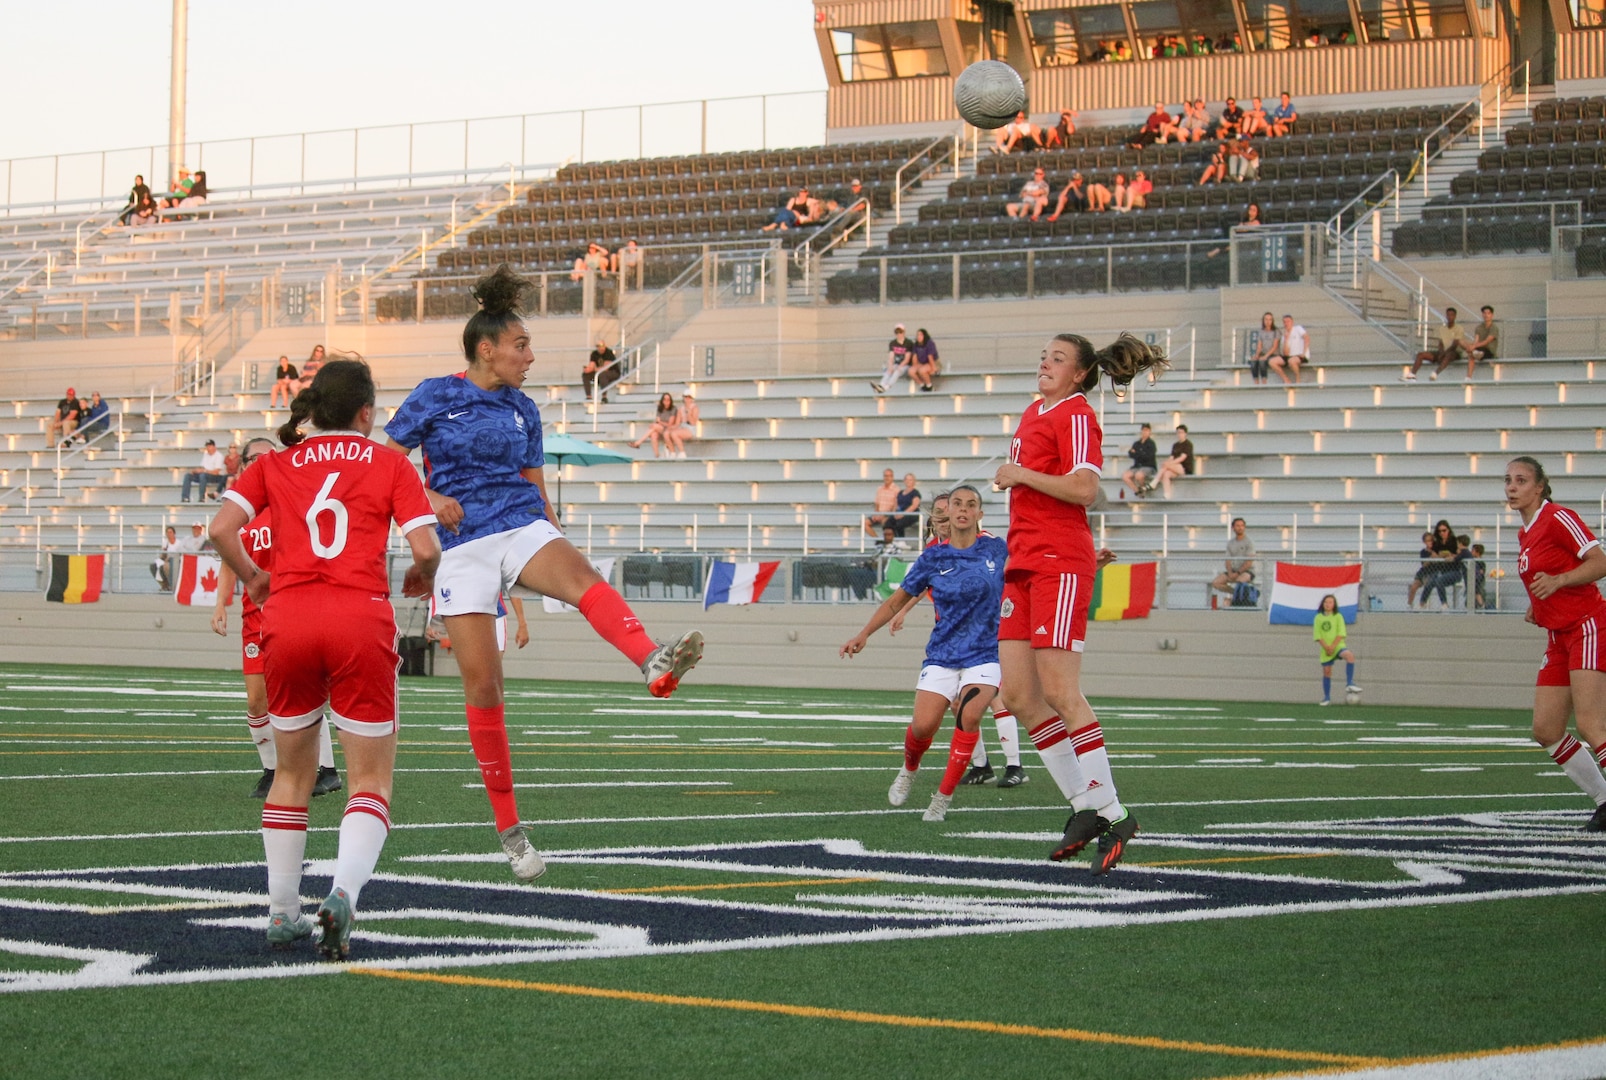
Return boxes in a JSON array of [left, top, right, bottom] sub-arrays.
[[1090, 562, 1157, 621]]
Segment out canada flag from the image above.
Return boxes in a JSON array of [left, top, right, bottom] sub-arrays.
[[175, 554, 223, 607]]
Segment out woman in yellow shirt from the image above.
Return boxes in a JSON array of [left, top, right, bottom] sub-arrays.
[[1314, 594, 1360, 705]]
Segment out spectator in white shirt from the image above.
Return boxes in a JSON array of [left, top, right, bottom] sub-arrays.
[[1268, 315, 1310, 385], [181, 439, 227, 502]]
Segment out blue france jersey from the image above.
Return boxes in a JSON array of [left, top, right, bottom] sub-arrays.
[[385, 374, 546, 550], [898, 534, 1009, 668]]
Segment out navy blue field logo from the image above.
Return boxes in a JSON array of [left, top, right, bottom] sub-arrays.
[[2, 812, 1603, 993]]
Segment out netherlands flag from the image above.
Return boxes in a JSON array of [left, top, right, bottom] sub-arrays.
[[1268, 562, 1361, 625], [703, 560, 781, 609]]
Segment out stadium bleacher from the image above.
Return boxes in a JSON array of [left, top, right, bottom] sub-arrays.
[[1393, 95, 1606, 266]]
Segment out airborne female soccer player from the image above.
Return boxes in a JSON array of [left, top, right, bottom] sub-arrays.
[[210, 359, 440, 959], [839, 484, 1007, 822], [1507, 455, 1606, 831], [994, 332, 1167, 875], [385, 265, 704, 882]]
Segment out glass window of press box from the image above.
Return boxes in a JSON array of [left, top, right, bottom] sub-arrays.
[[831, 22, 948, 81], [1569, 0, 1604, 25], [1026, 4, 1135, 63], [1355, 0, 1475, 39], [1129, 0, 1244, 56], [1240, 0, 1358, 47]]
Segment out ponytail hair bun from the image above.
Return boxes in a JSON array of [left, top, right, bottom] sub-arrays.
[[463, 265, 530, 362]]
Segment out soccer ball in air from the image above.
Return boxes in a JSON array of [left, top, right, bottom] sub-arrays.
[[1345, 688, 1362, 706], [953, 61, 1027, 130]]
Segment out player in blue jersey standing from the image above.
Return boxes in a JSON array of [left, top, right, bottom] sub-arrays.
[[839, 485, 1009, 821], [385, 266, 704, 882]]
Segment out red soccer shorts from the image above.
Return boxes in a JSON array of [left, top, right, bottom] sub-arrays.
[[1538, 612, 1606, 687], [241, 609, 265, 676], [999, 570, 1089, 652], [262, 585, 400, 735]]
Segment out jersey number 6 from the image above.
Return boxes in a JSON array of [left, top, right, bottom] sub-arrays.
[[306, 472, 349, 560]]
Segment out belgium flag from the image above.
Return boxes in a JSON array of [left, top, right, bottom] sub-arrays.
[[45, 553, 106, 604]]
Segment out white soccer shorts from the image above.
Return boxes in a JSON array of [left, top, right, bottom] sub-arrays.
[[434, 520, 563, 617], [915, 662, 1002, 699]]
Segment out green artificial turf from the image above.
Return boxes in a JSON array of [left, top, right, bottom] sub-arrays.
[[0, 663, 1601, 1080]]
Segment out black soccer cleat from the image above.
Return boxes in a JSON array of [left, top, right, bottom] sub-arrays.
[[960, 764, 996, 786], [312, 766, 343, 798], [1091, 812, 1140, 876], [1049, 809, 1103, 862], [1587, 802, 1606, 833], [997, 765, 1029, 788], [250, 769, 275, 800]]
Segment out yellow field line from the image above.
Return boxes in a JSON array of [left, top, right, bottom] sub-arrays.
[[599, 877, 880, 894], [348, 968, 1385, 1066], [1131, 853, 1335, 868], [1208, 1033, 1606, 1079]]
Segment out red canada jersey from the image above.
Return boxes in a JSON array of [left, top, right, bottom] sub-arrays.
[[1518, 501, 1606, 630], [223, 432, 436, 597], [1005, 393, 1101, 576], [239, 509, 272, 617]]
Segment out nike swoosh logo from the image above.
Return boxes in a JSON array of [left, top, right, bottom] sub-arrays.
[[939, 568, 955, 575], [448, 410, 469, 419]]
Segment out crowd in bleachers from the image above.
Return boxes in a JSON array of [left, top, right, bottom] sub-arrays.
[[114, 169, 210, 228]]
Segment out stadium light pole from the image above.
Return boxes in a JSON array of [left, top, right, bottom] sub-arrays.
[[168, 0, 188, 189]]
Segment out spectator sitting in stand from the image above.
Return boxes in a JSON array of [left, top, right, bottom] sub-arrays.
[[1403, 308, 1468, 381], [270, 355, 298, 407], [177, 520, 209, 553], [612, 238, 644, 280], [1189, 31, 1214, 54], [1248, 311, 1280, 385], [1046, 171, 1089, 220], [159, 168, 194, 209], [629, 393, 683, 459], [865, 468, 899, 537], [1122, 423, 1158, 497], [1466, 304, 1500, 379], [78, 391, 110, 441], [582, 339, 620, 402], [1216, 97, 1245, 139], [1406, 530, 1435, 608], [1156, 424, 1195, 498], [890, 473, 922, 537], [46, 388, 82, 448], [1181, 100, 1212, 142], [1085, 174, 1113, 212], [1470, 543, 1489, 609], [117, 174, 151, 226], [180, 439, 227, 503], [1006, 169, 1052, 220], [666, 394, 698, 458], [871, 324, 914, 394], [994, 112, 1043, 154], [1241, 97, 1272, 137], [585, 241, 612, 277], [1199, 141, 1232, 185], [221, 442, 243, 491], [1239, 202, 1264, 227], [1117, 169, 1152, 211], [1132, 102, 1175, 149], [1304, 29, 1325, 46], [1268, 314, 1310, 385], [1210, 517, 1257, 602], [762, 188, 813, 231], [296, 344, 325, 391], [1109, 173, 1131, 212], [1043, 111, 1078, 148], [129, 193, 159, 227], [151, 525, 182, 591], [1111, 40, 1134, 61], [180, 170, 208, 208], [1216, 31, 1244, 51], [1231, 137, 1262, 182], [909, 328, 941, 392], [1269, 92, 1299, 137]]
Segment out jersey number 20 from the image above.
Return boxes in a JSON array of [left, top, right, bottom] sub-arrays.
[[306, 473, 349, 559]]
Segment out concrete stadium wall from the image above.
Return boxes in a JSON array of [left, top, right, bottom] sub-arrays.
[[0, 591, 1540, 712]]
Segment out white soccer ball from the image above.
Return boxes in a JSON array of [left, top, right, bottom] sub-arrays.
[[953, 60, 1027, 130], [1345, 688, 1361, 706]]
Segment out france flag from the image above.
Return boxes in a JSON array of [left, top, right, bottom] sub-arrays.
[[703, 560, 781, 610], [1268, 562, 1362, 625]]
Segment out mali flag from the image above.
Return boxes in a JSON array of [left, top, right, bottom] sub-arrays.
[[1090, 561, 1157, 621], [45, 553, 106, 604]]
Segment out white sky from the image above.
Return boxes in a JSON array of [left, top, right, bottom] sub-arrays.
[[1, 1, 827, 164]]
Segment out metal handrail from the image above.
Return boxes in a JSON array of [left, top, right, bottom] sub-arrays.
[[1416, 49, 1540, 197], [893, 132, 959, 225]]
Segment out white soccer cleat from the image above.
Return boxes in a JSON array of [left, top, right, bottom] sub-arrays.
[[499, 824, 547, 882], [642, 630, 704, 699], [887, 768, 915, 807], [1346, 684, 1363, 693], [923, 792, 952, 822]]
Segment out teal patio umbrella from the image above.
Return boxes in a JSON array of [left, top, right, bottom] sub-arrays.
[[542, 431, 633, 508]]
